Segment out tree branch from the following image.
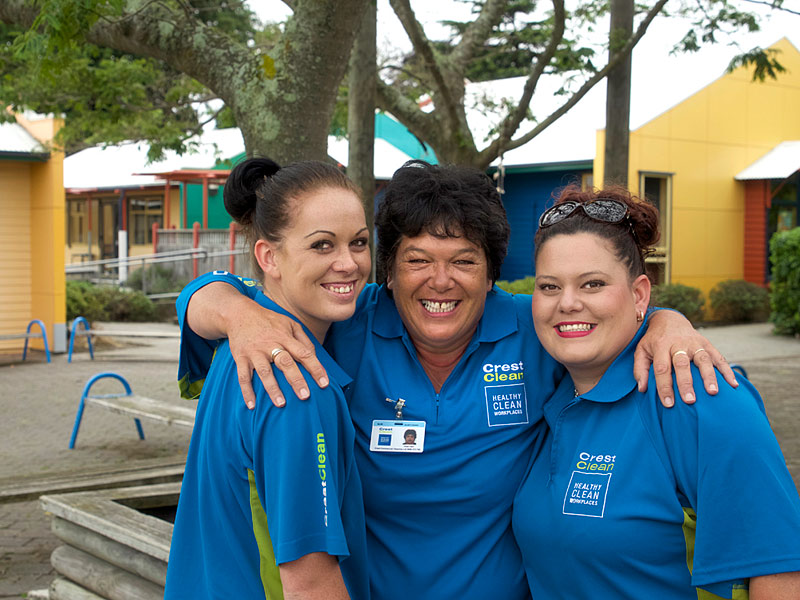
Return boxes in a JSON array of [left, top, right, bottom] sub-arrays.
[[740, 0, 800, 16], [375, 78, 438, 147], [479, 0, 669, 167], [481, 0, 565, 160], [389, 0, 460, 126], [450, 0, 508, 71]]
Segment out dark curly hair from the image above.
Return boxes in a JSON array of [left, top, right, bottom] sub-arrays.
[[375, 160, 510, 285], [534, 185, 660, 281]]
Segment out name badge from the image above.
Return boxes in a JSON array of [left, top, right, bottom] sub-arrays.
[[369, 420, 426, 453]]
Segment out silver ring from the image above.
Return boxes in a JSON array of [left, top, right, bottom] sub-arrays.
[[270, 347, 285, 362], [692, 348, 707, 359], [672, 350, 688, 360]]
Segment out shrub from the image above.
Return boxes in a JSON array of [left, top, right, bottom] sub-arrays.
[[709, 279, 769, 323], [496, 276, 536, 295], [769, 227, 800, 335], [650, 283, 705, 323], [66, 281, 91, 321], [126, 264, 187, 295], [66, 281, 158, 322]]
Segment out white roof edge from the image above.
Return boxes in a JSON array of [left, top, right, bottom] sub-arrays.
[[734, 141, 800, 180]]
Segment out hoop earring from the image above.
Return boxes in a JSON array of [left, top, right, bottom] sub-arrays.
[[636, 309, 644, 323]]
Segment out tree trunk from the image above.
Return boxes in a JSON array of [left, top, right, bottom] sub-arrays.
[[347, 0, 377, 279], [0, 0, 369, 165], [604, 0, 634, 186]]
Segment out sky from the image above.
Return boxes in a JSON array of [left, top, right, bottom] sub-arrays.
[[246, 1, 800, 163]]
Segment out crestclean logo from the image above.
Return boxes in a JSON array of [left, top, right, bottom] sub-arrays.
[[483, 359, 529, 427], [481, 360, 524, 382], [316, 433, 328, 527]]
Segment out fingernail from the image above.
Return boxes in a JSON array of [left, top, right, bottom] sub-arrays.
[[275, 396, 285, 407], [247, 401, 255, 410], [709, 383, 717, 393], [319, 377, 329, 388], [732, 378, 739, 387], [685, 392, 695, 403], [664, 397, 674, 407], [299, 388, 310, 400]]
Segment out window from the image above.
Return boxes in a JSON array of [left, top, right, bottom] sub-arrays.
[[130, 196, 163, 245], [639, 173, 672, 285], [67, 199, 86, 246]]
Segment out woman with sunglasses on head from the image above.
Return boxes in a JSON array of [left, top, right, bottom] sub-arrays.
[[512, 185, 800, 599], [165, 158, 370, 599]]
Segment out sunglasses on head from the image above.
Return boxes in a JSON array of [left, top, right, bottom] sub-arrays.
[[538, 199, 629, 228]]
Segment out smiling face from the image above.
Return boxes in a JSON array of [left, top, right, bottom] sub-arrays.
[[255, 186, 370, 341], [532, 232, 650, 391], [387, 232, 493, 356]]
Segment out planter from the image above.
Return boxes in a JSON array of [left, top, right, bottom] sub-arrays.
[[40, 482, 179, 599]]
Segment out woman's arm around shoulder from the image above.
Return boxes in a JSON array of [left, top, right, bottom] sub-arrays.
[[177, 271, 328, 407], [750, 571, 800, 600], [280, 552, 350, 600]]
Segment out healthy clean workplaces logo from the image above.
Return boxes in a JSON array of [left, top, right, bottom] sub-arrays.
[[482, 361, 528, 427]]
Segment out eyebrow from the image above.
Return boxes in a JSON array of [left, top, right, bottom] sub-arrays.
[[304, 226, 368, 239], [402, 245, 480, 255], [537, 271, 609, 280]]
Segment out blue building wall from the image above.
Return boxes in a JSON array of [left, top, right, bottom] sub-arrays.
[[499, 168, 589, 282]]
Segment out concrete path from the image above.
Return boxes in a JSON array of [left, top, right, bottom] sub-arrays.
[[0, 321, 798, 598]]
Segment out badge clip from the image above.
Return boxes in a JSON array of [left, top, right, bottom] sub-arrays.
[[385, 397, 406, 419]]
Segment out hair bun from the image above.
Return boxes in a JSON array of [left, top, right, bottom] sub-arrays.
[[224, 157, 281, 224]]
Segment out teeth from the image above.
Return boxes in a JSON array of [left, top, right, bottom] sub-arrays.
[[558, 323, 593, 332], [326, 284, 353, 294], [421, 300, 457, 313]]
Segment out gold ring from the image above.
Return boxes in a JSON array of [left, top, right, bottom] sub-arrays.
[[672, 350, 688, 360], [270, 348, 285, 362], [692, 348, 707, 359]]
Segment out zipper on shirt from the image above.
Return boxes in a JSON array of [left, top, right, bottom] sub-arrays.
[[550, 397, 582, 483]]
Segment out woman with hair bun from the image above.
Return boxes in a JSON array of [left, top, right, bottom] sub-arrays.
[[513, 185, 800, 599], [165, 158, 370, 599]]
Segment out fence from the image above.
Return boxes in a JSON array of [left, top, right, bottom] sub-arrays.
[[65, 223, 251, 292], [154, 223, 250, 280]]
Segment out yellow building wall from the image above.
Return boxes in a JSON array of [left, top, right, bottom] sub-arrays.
[[0, 116, 66, 354], [0, 161, 34, 352], [30, 137, 66, 352], [595, 38, 800, 297]]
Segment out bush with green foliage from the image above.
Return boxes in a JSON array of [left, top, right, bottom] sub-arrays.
[[709, 279, 769, 323], [650, 283, 705, 323], [126, 264, 187, 295], [496, 276, 536, 295], [769, 227, 800, 335], [67, 280, 157, 322]]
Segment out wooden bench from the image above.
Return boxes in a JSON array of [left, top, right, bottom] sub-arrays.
[[69, 372, 195, 449], [0, 319, 51, 363], [68, 316, 179, 363]]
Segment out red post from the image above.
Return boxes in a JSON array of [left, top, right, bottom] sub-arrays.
[[193, 221, 201, 279], [202, 179, 209, 229], [182, 183, 187, 229], [229, 221, 238, 273], [152, 222, 159, 254], [164, 180, 172, 229]]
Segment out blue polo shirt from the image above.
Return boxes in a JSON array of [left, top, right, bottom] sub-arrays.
[[176, 272, 564, 600], [512, 324, 800, 599], [166, 286, 370, 599]]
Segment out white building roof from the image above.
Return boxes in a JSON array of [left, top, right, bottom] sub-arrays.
[[64, 128, 245, 190], [0, 121, 47, 155], [64, 128, 415, 191], [327, 136, 415, 179], [735, 141, 800, 181]]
